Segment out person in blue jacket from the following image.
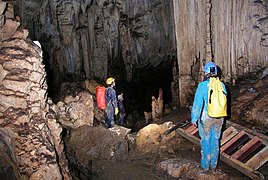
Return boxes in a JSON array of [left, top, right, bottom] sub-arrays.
[[191, 62, 227, 173], [117, 93, 126, 126], [105, 77, 118, 128]]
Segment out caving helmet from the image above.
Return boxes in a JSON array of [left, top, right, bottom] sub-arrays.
[[106, 77, 115, 85], [118, 94, 123, 101], [204, 62, 217, 75]]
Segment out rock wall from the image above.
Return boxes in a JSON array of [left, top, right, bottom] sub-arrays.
[[0, 2, 71, 179], [15, 0, 176, 99], [173, 0, 268, 106], [13, 0, 268, 108]]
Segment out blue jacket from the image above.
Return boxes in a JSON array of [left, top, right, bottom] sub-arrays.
[[191, 78, 227, 123], [106, 87, 118, 108]]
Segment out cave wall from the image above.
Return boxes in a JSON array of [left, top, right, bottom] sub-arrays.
[[0, 2, 71, 178], [15, 0, 176, 100], [173, 0, 268, 106], [14, 0, 268, 107], [0, 38, 70, 179]]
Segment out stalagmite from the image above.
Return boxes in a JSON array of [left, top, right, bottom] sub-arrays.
[[152, 88, 164, 120], [0, 2, 71, 179]]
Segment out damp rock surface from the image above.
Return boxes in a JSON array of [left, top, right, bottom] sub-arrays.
[[0, 2, 71, 178], [69, 111, 251, 180], [230, 70, 268, 131], [66, 125, 129, 162], [155, 158, 229, 180]]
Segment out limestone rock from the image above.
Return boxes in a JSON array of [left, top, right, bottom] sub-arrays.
[[0, 37, 71, 179], [66, 125, 129, 178], [152, 88, 164, 120], [82, 79, 101, 95], [156, 158, 229, 180], [231, 71, 268, 128], [0, 4, 71, 178], [14, 0, 176, 99], [135, 121, 175, 153], [12, 28, 29, 39], [0, 2, 6, 15], [0, 128, 22, 180], [67, 125, 128, 161], [0, 19, 20, 41], [57, 90, 94, 129]]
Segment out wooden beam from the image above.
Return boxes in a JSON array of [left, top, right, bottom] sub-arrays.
[[220, 152, 264, 180], [185, 124, 197, 134], [245, 146, 268, 170], [176, 121, 266, 179], [232, 136, 263, 162], [220, 130, 249, 154], [220, 126, 238, 146]]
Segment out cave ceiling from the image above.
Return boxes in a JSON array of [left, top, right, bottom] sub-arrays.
[[11, 0, 268, 108], [15, 0, 176, 83]]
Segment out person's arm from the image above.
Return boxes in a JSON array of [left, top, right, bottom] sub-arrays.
[[191, 83, 205, 125], [222, 82, 227, 96], [111, 89, 118, 108]]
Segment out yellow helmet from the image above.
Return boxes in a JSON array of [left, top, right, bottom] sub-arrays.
[[106, 77, 115, 85]]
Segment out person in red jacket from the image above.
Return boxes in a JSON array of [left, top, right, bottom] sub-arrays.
[[105, 77, 118, 128]]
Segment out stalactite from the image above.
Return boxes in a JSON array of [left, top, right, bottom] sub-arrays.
[[173, 0, 268, 106], [206, 0, 212, 61]]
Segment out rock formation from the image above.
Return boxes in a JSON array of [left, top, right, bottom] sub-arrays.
[[65, 125, 130, 179], [14, 0, 176, 110], [55, 90, 95, 129], [0, 2, 71, 179], [135, 121, 175, 153], [151, 88, 164, 120], [156, 158, 229, 179], [14, 0, 268, 112], [230, 68, 268, 129], [173, 0, 268, 106]]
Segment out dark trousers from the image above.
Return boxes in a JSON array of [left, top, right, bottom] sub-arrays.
[[105, 103, 114, 128], [117, 113, 125, 125]]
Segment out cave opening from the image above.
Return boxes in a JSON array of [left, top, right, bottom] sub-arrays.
[[119, 58, 175, 116]]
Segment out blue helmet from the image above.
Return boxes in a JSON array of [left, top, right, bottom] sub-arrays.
[[204, 62, 217, 74]]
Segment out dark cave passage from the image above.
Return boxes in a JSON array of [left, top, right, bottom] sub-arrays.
[[119, 59, 174, 115], [42, 42, 175, 115]]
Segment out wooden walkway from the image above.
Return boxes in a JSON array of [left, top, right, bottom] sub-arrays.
[[175, 118, 268, 179]]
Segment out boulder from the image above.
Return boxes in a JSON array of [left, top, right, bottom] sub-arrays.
[[57, 91, 94, 129], [66, 125, 129, 178], [156, 158, 229, 180], [135, 121, 175, 153]]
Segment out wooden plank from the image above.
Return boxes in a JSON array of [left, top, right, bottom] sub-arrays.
[[245, 146, 268, 170], [190, 128, 198, 135], [184, 124, 197, 134], [232, 136, 263, 162], [177, 128, 200, 145], [220, 131, 248, 154], [176, 119, 266, 179], [220, 152, 264, 180], [224, 134, 249, 155], [181, 123, 192, 130], [221, 126, 238, 146], [226, 121, 268, 142]]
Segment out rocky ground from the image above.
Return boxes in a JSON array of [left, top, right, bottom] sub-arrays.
[[64, 107, 268, 180], [62, 69, 268, 180], [88, 110, 252, 180]]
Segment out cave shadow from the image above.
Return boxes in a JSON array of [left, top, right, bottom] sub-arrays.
[[122, 60, 174, 116]]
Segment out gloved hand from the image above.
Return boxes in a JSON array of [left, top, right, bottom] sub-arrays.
[[115, 107, 119, 116]]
